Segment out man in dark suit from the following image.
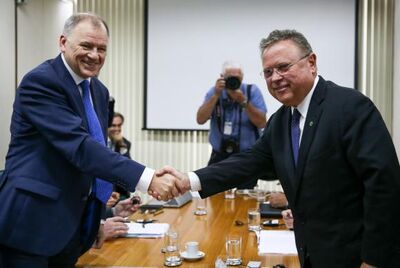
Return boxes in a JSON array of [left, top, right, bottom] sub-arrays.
[[155, 30, 400, 268], [0, 13, 178, 268]]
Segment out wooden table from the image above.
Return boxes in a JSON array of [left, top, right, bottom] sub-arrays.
[[76, 192, 300, 268]]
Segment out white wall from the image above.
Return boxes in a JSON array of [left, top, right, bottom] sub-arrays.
[[0, 1, 16, 168], [17, 0, 73, 83], [393, 0, 400, 156], [0, 0, 73, 168]]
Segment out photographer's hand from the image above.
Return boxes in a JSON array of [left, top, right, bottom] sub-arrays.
[[214, 76, 225, 96], [197, 75, 225, 125], [227, 89, 246, 103]]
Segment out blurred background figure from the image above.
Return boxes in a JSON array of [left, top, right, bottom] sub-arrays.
[[268, 192, 288, 208], [108, 112, 131, 159], [281, 209, 293, 230], [108, 112, 132, 199], [196, 61, 267, 189]]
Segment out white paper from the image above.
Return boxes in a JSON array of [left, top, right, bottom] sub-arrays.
[[125, 222, 169, 238], [258, 230, 297, 254]]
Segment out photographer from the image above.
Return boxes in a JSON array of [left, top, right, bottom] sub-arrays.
[[197, 61, 267, 188]]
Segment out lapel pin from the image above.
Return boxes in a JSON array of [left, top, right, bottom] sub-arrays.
[[309, 121, 314, 127]]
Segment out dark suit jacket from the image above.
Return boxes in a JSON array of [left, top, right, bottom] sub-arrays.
[[195, 76, 400, 268], [0, 55, 146, 256]]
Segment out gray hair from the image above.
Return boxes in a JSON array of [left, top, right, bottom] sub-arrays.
[[221, 60, 243, 74], [63, 12, 109, 37], [259, 29, 312, 56]]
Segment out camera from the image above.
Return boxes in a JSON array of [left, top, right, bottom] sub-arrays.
[[220, 138, 240, 154], [225, 76, 241, 90]]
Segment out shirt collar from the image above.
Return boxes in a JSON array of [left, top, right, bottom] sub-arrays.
[[61, 53, 91, 86], [292, 76, 319, 117]]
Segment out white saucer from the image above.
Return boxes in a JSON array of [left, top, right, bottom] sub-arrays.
[[180, 250, 205, 260]]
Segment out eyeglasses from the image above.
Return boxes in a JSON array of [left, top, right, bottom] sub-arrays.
[[260, 53, 310, 80]]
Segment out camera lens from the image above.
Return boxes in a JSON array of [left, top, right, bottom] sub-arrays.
[[225, 76, 241, 90]]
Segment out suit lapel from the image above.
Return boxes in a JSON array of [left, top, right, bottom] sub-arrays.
[[293, 77, 326, 198], [51, 55, 89, 130]]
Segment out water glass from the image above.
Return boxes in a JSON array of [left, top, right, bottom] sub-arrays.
[[164, 230, 182, 266], [215, 254, 228, 268], [247, 208, 261, 231], [224, 188, 236, 199], [194, 197, 207, 215], [225, 234, 242, 266]]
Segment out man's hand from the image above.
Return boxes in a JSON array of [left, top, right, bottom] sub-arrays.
[[92, 223, 106, 249], [156, 165, 191, 194], [103, 216, 129, 240], [106, 191, 120, 208], [282, 209, 293, 230], [113, 196, 141, 217], [148, 171, 180, 201], [268, 192, 288, 208], [360, 263, 377, 268]]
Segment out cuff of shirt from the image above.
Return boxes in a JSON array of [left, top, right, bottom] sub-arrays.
[[188, 172, 202, 191], [136, 167, 155, 193]]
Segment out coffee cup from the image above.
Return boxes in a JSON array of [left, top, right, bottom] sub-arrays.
[[185, 241, 199, 257]]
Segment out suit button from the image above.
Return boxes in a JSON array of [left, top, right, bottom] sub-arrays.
[[81, 196, 88, 202]]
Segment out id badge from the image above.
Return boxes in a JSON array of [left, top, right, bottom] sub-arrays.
[[223, 121, 233, 135]]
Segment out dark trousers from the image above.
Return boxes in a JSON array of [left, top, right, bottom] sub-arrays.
[[208, 150, 257, 189], [0, 196, 101, 268], [0, 227, 82, 268]]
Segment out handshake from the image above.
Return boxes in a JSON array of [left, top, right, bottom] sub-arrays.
[[148, 166, 191, 201]]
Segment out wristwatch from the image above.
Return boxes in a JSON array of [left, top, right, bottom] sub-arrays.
[[239, 99, 248, 108]]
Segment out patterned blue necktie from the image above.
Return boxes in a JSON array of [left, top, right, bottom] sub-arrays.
[[80, 79, 113, 203], [291, 108, 301, 166]]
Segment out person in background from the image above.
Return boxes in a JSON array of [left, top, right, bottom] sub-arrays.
[[99, 195, 141, 242], [281, 209, 293, 230], [0, 12, 179, 268], [157, 29, 400, 268], [108, 112, 131, 159], [106, 191, 120, 208], [196, 61, 267, 189], [108, 112, 132, 199]]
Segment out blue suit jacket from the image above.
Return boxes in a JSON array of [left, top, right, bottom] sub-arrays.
[[195, 77, 400, 267], [0, 55, 145, 256]]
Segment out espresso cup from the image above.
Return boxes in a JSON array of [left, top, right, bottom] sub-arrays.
[[185, 241, 199, 257]]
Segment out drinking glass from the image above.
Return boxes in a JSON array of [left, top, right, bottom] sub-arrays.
[[224, 188, 236, 199], [194, 197, 207, 215], [225, 234, 242, 266], [247, 208, 261, 231], [164, 230, 182, 266]]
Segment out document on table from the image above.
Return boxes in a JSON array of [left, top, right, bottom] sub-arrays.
[[258, 230, 297, 254], [125, 222, 169, 238]]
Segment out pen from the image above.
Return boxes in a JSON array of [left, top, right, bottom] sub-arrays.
[[153, 209, 164, 216]]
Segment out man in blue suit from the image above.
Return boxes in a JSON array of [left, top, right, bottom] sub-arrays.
[[0, 13, 178, 267], [157, 30, 400, 268]]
